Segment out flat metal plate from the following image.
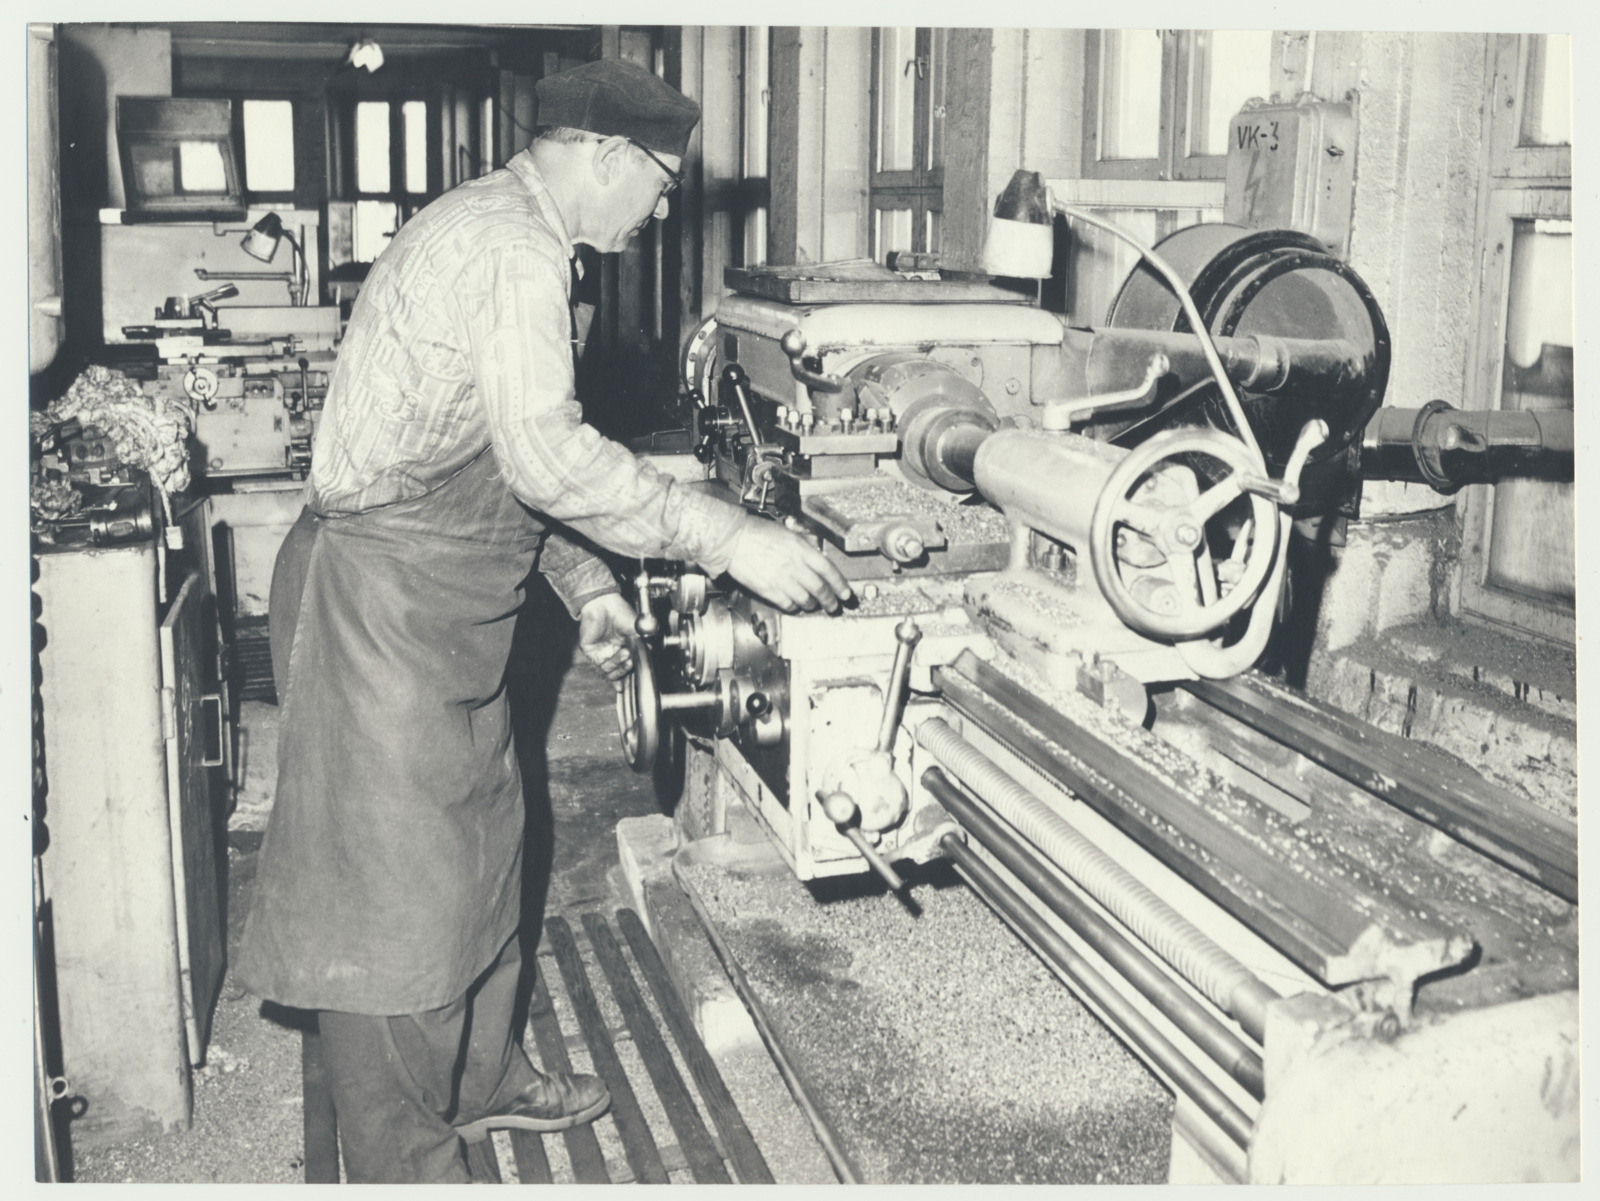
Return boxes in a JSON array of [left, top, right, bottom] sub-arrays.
[[725, 265, 1031, 305]]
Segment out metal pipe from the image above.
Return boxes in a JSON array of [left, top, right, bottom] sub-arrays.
[[193, 268, 293, 283], [660, 691, 722, 713], [1361, 402, 1574, 492], [917, 719, 1278, 1041], [940, 833, 1256, 1150], [924, 767, 1264, 1099], [973, 428, 1125, 553], [1085, 329, 1368, 398]]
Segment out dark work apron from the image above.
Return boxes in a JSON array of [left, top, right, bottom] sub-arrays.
[[236, 448, 549, 1015]]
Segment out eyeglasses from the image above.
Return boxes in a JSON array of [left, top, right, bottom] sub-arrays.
[[627, 138, 683, 196]]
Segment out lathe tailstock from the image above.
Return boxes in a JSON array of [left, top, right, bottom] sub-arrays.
[[621, 240, 1576, 1182]]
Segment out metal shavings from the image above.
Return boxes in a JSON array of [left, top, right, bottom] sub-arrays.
[[982, 577, 1085, 627], [40, 364, 196, 495], [820, 483, 1011, 545], [682, 857, 1172, 1183], [30, 478, 83, 535]]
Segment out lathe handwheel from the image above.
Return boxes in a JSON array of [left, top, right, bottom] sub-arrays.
[[616, 635, 661, 774], [1089, 428, 1280, 641]]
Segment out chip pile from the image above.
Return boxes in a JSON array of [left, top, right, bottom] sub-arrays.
[[36, 365, 196, 495]]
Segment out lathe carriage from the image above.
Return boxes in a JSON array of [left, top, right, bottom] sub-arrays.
[[617, 215, 1578, 1182]]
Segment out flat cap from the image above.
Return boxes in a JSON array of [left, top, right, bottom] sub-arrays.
[[535, 60, 700, 158]]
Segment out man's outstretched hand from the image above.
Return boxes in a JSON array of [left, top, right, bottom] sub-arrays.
[[576, 592, 639, 688], [726, 519, 853, 614]]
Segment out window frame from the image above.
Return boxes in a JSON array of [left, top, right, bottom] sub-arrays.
[[334, 93, 439, 208], [868, 26, 945, 259], [741, 26, 771, 267], [1082, 29, 1272, 184], [1457, 34, 1573, 644], [1490, 33, 1572, 181], [330, 90, 446, 263]]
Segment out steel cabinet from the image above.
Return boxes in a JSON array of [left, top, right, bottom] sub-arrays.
[[35, 530, 226, 1147]]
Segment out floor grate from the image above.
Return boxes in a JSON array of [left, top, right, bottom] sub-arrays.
[[230, 617, 277, 704], [303, 906, 774, 1185], [458, 909, 773, 1184]]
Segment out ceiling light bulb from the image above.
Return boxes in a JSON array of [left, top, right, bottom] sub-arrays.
[[347, 38, 385, 73]]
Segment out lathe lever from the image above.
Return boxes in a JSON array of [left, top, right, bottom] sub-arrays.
[[876, 617, 923, 755], [816, 790, 907, 891], [844, 828, 906, 891], [1041, 353, 1170, 431], [813, 619, 923, 887], [778, 328, 846, 394], [719, 363, 765, 448]]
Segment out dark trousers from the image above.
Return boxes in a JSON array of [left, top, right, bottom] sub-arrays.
[[318, 935, 541, 1183]]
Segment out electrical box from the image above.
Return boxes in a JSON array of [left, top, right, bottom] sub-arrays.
[[1224, 93, 1357, 257], [35, 521, 227, 1146]]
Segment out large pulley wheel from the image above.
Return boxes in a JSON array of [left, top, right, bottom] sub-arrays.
[[616, 636, 661, 773], [1090, 428, 1281, 641], [1104, 224, 1390, 510]]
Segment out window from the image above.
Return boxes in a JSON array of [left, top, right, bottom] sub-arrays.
[[175, 142, 228, 193], [1097, 29, 1163, 163], [241, 99, 295, 195], [1519, 33, 1572, 148], [355, 101, 391, 193], [1055, 30, 1268, 324], [403, 100, 428, 195], [1484, 218, 1572, 603], [342, 97, 435, 263], [1084, 29, 1273, 181], [869, 27, 946, 259], [353, 101, 397, 262], [1460, 34, 1574, 643], [742, 27, 770, 266]]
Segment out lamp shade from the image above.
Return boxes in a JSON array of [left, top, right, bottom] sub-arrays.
[[241, 213, 284, 263], [982, 169, 1056, 279]]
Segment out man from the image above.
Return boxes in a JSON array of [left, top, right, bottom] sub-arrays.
[[236, 60, 851, 1183]]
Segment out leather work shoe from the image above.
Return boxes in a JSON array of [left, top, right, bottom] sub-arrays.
[[454, 1072, 611, 1143]]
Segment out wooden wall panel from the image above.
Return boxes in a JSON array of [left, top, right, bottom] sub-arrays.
[[1020, 28, 1085, 180], [791, 29, 827, 262], [616, 27, 654, 354], [665, 27, 700, 349], [696, 26, 745, 319], [820, 28, 870, 262], [767, 27, 802, 264], [940, 29, 995, 274]]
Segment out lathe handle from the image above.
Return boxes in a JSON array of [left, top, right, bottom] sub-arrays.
[[1088, 428, 1280, 641], [778, 328, 846, 394], [720, 363, 765, 448], [875, 617, 923, 754], [816, 790, 907, 892]]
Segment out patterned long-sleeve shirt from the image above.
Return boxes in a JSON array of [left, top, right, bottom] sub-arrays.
[[309, 149, 744, 615]]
